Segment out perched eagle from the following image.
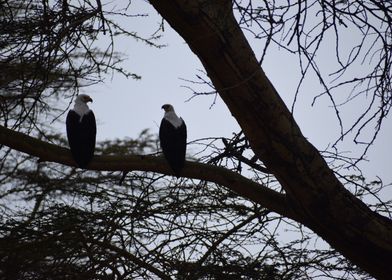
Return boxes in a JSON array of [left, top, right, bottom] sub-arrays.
[[66, 94, 96, 168], [159, 104, 187, 177]]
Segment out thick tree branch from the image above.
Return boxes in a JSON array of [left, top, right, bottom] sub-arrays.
[[148, 1, 392, 278], [0, 125, 299, 222]]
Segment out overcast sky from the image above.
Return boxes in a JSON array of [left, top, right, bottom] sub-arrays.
[[76, 0, 391, 186]]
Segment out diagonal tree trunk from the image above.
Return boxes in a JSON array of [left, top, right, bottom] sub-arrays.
[[148, 0, 392, 278]]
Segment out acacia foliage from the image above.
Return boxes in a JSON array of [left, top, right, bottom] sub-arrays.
[[0, 132, 382, 279], [0, 0, 146, 132]]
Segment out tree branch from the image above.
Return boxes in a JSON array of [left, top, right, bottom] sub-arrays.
[[91, 239, 172, 280], [148, 1, 392, 278], [197, 212, 261, 266], [0, 125, 299, 222]]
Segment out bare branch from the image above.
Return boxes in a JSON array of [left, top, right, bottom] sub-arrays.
[[0, 125, 297, 222]]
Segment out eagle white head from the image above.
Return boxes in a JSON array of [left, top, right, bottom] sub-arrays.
[[73, 94, 93, 117], [161, 104, 175, 112], [76, 94, 93, 103], [161, 104, 183, 128]]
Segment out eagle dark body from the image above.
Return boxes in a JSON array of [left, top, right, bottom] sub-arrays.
[[159, 116, 187, 177], [66, 109, 96, 168]]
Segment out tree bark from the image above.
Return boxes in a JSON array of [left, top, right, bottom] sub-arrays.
[[148, 0, 392, 278]]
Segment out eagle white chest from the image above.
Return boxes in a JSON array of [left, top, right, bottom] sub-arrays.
[[73, 101, 91, 122], [164, 111, 183, 128]]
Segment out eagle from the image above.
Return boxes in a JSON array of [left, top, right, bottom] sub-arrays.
[[66, 94, 96, 168], [159, 104, 187, 177]]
